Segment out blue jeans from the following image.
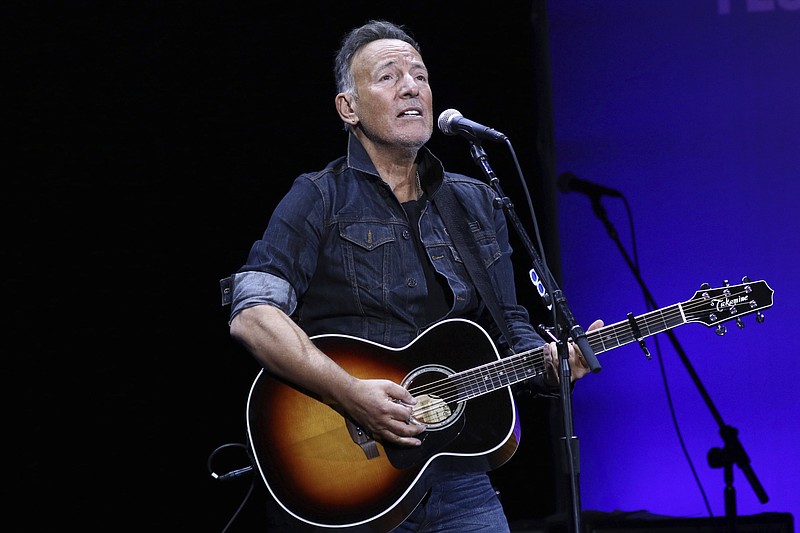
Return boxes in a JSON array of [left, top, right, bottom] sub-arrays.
[[390, 472, 511, 533]]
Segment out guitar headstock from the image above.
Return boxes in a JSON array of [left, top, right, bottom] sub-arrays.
[[683, 277, 774, 333]]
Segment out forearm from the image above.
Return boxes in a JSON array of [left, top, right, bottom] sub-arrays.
[[230, 304, 424, 446], [229, 304, 356, 405]]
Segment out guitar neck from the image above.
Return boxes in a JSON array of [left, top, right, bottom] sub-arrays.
[[456, 306, 684, 401], [457, 278, 774, 401], [587, 302, 684, 355]]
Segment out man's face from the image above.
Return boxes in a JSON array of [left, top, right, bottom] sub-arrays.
[[349, 39, 433, 148]]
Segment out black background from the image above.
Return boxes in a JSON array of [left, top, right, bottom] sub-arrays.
[[10, 1, 568, 531]]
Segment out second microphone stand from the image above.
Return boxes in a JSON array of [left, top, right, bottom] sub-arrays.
[[586, 192, 768, 529]]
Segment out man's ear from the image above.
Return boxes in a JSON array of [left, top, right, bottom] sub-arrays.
[[335, 93, 358, 125]]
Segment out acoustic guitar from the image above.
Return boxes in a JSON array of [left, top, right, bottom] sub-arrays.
[[246, 279, 773, 532]]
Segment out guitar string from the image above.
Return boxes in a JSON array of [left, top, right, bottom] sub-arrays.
[[405, 284, 765, 421], [409, 283, 759, 409], [408, 283, 765, 418]]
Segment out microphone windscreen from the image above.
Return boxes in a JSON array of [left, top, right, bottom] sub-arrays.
[[556, 172, 576, 193], [437, 109, 462, 135]]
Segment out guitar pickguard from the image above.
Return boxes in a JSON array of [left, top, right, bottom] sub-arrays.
[[402, 364, 465, 429], [385, 363, 468, 469]]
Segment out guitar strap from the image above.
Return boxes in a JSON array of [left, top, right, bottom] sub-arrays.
[[434, 182, 516, 352]]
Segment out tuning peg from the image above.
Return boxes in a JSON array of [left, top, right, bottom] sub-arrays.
[[722, 279, 731, 297], [700, 282, 711, 290], [756, 311, 765, 324], [742, 276, 752, 283], [715, 324, 727, 336], [736, 317, 745, 329]]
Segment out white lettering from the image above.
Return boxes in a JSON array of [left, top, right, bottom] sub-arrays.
[[778, 0, 800, 9], [719, 0, 799, 11], [749, 0, 776, 11], [713, 294, 750, 313]]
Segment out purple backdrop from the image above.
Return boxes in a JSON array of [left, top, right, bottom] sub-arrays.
[[549, 0, 799, 522]]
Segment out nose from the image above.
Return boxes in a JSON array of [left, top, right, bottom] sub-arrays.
[[400, 73, 420, 97]]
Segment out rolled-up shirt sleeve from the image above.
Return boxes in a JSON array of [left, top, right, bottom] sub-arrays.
[[227, 271, 297, 324]]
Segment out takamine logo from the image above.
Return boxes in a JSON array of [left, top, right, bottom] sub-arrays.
[[718, 0, 800, 14], [712, 293, 750, 312]]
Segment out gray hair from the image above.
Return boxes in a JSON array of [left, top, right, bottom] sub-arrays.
[[334, 20, 422, 97]]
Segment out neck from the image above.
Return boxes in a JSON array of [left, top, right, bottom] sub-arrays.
[[389, 169, 420, 203], [352, 131, 424, 202]]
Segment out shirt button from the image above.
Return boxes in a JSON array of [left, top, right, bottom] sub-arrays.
[[407, 278, 418, 287], [402, 230, 410, 239]]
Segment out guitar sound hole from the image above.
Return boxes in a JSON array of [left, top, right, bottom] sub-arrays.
[[403, 365, 465, 430], [414, 394, 451, 424]]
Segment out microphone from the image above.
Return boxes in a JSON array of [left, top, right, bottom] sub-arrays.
[[557, 172, 623, 199], [437, 109, 507, 143]]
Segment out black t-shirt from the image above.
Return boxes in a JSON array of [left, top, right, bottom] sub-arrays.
[[402, 198, 451, 327]]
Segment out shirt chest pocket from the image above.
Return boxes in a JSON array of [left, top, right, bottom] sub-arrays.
[[447, 222, 503, 270], [472, 227, 503, 268], [338, 221, 397, 291]]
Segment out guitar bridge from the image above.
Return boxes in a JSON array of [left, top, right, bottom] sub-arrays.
[[346, 419, 380, 459]]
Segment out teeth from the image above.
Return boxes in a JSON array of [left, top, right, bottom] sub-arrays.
[[402, 111, 420, 116]]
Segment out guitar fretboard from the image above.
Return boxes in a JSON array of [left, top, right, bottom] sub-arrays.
[[449, 279, 772, 403]]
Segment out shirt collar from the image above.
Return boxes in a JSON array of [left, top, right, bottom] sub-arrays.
[[344, 132, 445, 190]]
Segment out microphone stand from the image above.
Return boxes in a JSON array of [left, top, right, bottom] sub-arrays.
[[467, 141, 601, 533], [586, 193, 769, 527]]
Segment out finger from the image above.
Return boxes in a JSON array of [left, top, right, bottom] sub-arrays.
[[390, 402, 418, 425], [388, 382, 416, 405], [571, 343, 584, 363], [391, 418, 426, 444], [542, 343, 559, 386], [393, 435, 423, 447], [545, 342, 559, 368]]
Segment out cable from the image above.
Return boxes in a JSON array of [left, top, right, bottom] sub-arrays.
[[208, 442, 257, 532]]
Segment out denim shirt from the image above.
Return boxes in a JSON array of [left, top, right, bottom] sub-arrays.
[[221, 134, 544, 357]]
